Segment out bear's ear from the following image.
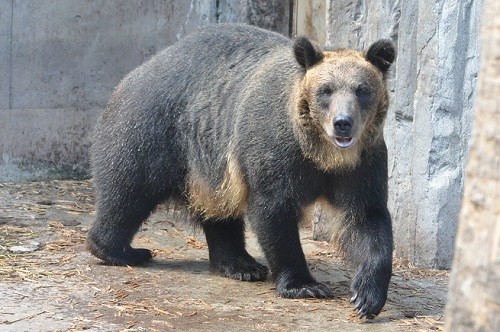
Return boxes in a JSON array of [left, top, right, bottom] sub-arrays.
[[366, 39, 396, 74], [293, 36, 324, 70]]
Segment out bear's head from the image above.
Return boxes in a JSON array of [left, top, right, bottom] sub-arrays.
[[292, 37, 395, 171]]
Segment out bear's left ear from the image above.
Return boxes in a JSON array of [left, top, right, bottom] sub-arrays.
[[294, 36, 324, 70], [366, 39, 396, 74]]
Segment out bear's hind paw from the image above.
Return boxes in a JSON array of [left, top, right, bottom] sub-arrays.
[[87, 237, 152, 266], [211, 257, 269, 282]]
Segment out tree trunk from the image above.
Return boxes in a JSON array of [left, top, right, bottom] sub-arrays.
[[444, 0, 500, 331]]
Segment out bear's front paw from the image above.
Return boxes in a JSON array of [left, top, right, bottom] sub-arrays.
[[211, 256, 269, 282], [350, 272, 389, 319], [276, 272, 332, 299]]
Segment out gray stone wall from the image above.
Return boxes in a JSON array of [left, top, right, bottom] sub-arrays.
[[311, 0, 482, 268], [0, 0, 290, 181]]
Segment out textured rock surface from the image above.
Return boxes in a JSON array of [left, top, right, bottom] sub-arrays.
[[218, 0, 291, 34], [311, 0, 482, 268]]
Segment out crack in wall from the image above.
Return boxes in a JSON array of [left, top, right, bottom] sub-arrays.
[[8, 0, 13, 109], [215, 0, 220, 23]]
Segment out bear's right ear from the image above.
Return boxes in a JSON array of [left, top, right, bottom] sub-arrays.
[[293, 36, 324, 70]]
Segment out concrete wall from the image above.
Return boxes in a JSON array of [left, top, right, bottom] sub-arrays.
[[311, 0, 483, 268], [0, 0, 291, 181]]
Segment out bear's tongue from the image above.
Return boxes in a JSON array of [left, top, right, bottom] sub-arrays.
[[334, 137, 353, 148]]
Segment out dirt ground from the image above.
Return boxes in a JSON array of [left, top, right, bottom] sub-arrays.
[[0, 180, 449, 331]]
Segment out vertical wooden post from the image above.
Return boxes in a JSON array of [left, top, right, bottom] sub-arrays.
[[445, 0, 500, 330]]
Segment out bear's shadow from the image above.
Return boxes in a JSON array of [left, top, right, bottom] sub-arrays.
[[140, 259, 212, 274], [99, 257, 445, 322]]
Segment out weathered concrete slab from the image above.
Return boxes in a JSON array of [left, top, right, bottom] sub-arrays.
[[0, 1, 12, 109], [9, 0, 290, 111], [0, 108, 101, 181], [2, 0, 292, 183], [10, 0, 212, 110], [2, 0, 218, 181]]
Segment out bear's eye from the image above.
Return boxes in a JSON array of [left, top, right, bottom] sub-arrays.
[[355, 85, 371, 98], [320, 86, 333, 96]]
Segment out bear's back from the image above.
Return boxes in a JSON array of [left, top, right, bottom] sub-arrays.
[[131, 24, 291, 92], [177, 24, 290, 62], [105, 24, 294, 127]]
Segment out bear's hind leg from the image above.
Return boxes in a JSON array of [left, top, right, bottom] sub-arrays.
[[203, 217, 268, 281], [87, 193, 158, 266]]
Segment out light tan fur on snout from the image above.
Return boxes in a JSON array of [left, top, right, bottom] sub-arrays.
[[292, 49, 389, 171], [187, 151, 248, 220]]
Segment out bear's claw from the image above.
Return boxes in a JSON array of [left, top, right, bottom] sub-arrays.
[[349, 276, 387, 319], [277, 280, 333, 299]]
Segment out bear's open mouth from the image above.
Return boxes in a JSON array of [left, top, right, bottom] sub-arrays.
[[334, 137, 354, 148]]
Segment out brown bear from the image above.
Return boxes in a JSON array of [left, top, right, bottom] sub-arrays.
[[87, 24, 395, 319]]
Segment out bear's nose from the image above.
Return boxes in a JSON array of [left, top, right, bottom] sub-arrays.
[[333, 115, 354, 137]]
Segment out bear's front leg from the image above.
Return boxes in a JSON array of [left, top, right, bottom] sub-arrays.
[[247, 196, 332, 299], [343, 206, 393, 319]]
